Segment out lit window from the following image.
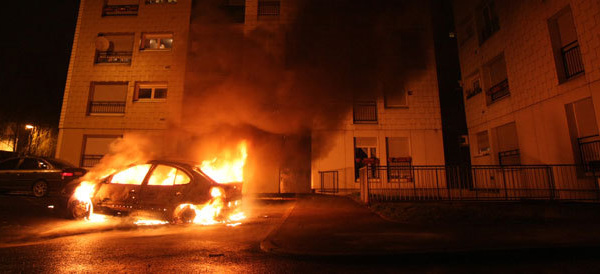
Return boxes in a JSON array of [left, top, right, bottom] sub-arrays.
[[141, 33, 173, 50], [134, 83, 168, 101]]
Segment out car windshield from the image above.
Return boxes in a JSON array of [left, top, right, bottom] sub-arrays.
[[44, 158, 75, 169]]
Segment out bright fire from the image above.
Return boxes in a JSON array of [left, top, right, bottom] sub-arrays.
[[200, 141, 247, 183], [70, 140, 248, 226]]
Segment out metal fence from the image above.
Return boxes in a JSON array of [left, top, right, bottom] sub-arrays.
[[488, 79, 510, 102], [88, 101, 126, 114], [359, 164, 600, 203], [562, 41, 584, 79], [81, 154, 103, 168], [318, 171, 339, 193]]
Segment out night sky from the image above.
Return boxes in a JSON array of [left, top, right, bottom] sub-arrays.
[[0, 1, 79, 127]]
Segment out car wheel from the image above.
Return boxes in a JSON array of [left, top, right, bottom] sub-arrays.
[[172, 204, 196, 224], [32, 181, 48, 197], [68, 200, 91, 220]]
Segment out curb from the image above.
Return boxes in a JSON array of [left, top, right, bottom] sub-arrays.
[[259, 200, 297, 254]]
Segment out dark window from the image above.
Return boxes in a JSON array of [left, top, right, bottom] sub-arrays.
[[95, 33, 134, 64], [0, 158, 20, 170], [19, 158, 47, 170], [258, 1, 280, 17], [549, 7, 584, 82], [134, 83, 168, 101], [477, 1, 500, 44]]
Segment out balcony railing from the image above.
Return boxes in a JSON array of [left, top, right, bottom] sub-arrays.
[[562, 40, 585, 79], [353, 101, 378, 123], [258, 1, 280, 16], [498, 149, 520, 165], [102, 5, 139, 16], [488, 78, 509, 102], [81, 154, 103, 168], [89, 101, 126, 114], [578, 135, 600, 172], [95, 51, 133, 64]]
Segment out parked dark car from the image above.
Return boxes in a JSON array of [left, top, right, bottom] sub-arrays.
[[65, 160, 243, 223], [0, 157, 87, 197]]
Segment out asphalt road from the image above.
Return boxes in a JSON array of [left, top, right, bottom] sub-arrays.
[[1, 193, 600, 273]]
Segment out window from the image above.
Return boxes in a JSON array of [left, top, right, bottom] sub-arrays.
[[18, 158, 49, 170], [476, 131, 490, 155], [476, 0, 500, 44], [140, 33, 173, 50], [134, 83, 167, 101], [110, 164, 152, 185], [485, 55, 509, 103], [494, 122, 520, 165], [384, 82, 408, 108], [222, 0, 245, 23], [148, 165, 190, 186], [95, 33, 134, 64], [103, 0, 139, 16], [0, 158, 20, 170], [465, 72, 482, 99], [81, 135, 122, 167], [88, 82, 128, 114], [567, 98, 600, 169], [258, 0, 280, 17], [386, 137, 412, 181], [353, 101, 378, 123], [354, 137, 378, 180], [458, 16, 475, 46], [548, 7, 584, 82]]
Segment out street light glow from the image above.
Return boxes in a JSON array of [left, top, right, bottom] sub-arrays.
[[25, 124, 34, 130]]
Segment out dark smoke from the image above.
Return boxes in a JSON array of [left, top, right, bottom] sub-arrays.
[[175, 0, 429, 192]]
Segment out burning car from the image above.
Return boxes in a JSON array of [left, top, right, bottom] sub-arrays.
[[64, 160, 243, 224]]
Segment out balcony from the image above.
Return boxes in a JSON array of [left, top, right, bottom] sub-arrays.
[[488, 79, 509, 103], [578, 135, 600, 172], [353, 101, 378, 124], [562, 40, 585, 79], [88, 101, 126, 114], [258, 1, 280, 17], [102, 5, 139, 16], [95, 51, 132, 64], [498, 149, 520, 165]]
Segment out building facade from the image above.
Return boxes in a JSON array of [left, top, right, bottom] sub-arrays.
[[57, 0, 447, 193], [453, 0, 600, 167]]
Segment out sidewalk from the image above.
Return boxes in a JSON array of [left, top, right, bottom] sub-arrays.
[[261, 195, 600, 256]]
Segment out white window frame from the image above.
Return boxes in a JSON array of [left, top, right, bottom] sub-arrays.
[[134, 83, 168, 102]]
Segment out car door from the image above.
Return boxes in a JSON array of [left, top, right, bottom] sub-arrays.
[[93, 164, 152, 210], [139, 164, 192, 211], [0, 158, 22, 190], [15, 158, 52, 191]]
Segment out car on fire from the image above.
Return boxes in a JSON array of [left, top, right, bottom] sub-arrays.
[[63, 160, 242, 223], [0, 157, 87, 197]]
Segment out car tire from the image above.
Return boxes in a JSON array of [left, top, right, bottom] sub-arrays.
[[172, 205, 196, 224], [32, 180, 48, 197], [68, 200, 91, 220]]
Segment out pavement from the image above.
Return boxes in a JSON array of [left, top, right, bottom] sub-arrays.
[[261, 194, 600, 256]]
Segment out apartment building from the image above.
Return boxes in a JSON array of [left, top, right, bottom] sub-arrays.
[[453, 0, 600, 167], [57, 0, 447, 193], [56, 0, 191, 167]]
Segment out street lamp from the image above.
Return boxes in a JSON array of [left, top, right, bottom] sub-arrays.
[[24, 124, 35, 155]]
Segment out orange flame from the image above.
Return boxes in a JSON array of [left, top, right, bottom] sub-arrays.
[[200, 141, 247, 183]]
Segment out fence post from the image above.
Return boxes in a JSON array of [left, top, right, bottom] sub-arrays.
[[501, 165, 509, 200]]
